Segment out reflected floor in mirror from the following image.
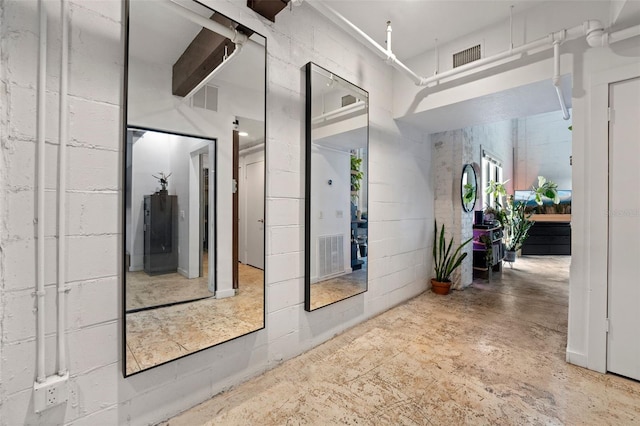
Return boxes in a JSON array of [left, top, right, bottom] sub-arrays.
[[310, 263, 367, 310], [126, 253, 211, 311], [125, 264, 264, 376]]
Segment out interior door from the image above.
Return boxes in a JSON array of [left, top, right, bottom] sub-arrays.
[[246, 160, 265, 269], [607, 77, 640, 381]]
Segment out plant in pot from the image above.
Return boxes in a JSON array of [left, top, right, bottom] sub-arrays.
[[350, 155, 363, 202], [486, 176, 560, 262], [432, 222, 473, 295]]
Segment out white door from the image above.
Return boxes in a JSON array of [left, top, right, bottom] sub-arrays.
[[608, 77, 640, 381], [246, 160, 265, 269]]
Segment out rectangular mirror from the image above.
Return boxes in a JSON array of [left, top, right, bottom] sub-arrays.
[[304, 62, 369, 311], [123, 0, 265, 376]]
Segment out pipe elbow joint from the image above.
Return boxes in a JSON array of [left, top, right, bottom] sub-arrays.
[[552, 76, 561, 87], [584, 20, 606, 47]]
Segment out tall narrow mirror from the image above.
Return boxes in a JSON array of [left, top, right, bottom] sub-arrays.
[[123, 0, 266, 376], [305, 62, 369, 311]]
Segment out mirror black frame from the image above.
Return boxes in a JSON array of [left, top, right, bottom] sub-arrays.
[[122, 0, 267, 377], [304, 62, 369, 312], [461, 163, 477, 212]]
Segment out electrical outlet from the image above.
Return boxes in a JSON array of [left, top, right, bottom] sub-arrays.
[[33, 373, 69, 413]]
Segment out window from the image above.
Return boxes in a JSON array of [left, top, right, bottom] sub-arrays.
[[481, 150, 503, 209]]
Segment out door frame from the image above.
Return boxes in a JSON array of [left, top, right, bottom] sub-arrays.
[[584, 62, 640, 373], [189, 141, 216, 292]]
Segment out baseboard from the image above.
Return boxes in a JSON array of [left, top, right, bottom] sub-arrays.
[[215, 288, 236, 299], [566, 349, 588, 367]]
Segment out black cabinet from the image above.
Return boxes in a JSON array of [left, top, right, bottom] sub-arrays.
[[521, 221, 571, 255], [144, 192, 178, 275]]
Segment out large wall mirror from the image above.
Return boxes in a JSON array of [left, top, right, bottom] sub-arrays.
[[304, 62, 369, 311], [123, 0, 266, 376]]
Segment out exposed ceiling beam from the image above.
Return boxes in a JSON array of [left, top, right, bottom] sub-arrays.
[[172, 14, 253, 97], [247, 0, 290, 22]]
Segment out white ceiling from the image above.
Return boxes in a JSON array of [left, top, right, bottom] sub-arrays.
[[323, 0, 542, 60]]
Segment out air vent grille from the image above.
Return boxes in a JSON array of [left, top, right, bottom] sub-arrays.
[[192, 85, 218, 112], [453, 44, 481, 68], [318, 234, 345, 279]]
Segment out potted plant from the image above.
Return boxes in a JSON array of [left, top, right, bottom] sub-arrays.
[[432, 222, 473, 295], [350, 155, 363, 200], [486, 176, 560, 262]]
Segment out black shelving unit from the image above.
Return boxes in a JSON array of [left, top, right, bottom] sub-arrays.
[[143, 192, 178, 275]]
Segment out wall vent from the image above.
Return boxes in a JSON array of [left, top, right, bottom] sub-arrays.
[[318, 234, 345, 279], [192, 85, 218, 112], [453, 44, 482, 68]]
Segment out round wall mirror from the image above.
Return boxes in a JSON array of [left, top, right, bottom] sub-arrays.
[[461, 164, 477, 212]]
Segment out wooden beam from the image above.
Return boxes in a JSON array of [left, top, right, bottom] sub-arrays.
[[172, 14, 253, 97], [247, 0, 289, 22]]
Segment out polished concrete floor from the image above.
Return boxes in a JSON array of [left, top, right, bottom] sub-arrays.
[[163, 255, 640, 425], [309, 263, 367, 310], [126, 263, 264, 376], [126, 252, 211, 311]]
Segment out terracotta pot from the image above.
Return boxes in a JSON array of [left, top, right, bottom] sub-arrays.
[[431, 278, 452, 295]]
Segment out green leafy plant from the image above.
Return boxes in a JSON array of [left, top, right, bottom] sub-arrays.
[[350, 155, 363, 192], [485, 176, 560, 252], [433, 222, 473, 282], [463, 182, 476, 205]]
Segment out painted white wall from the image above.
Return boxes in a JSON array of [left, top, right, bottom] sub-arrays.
[[515, 110, 573, 190], [310, 143, 351, 282], [0, 1, 432, 425]]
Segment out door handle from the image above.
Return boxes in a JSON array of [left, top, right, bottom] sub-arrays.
[[258, 219, 264, 223]]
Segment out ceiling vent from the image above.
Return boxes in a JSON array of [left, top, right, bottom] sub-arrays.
[[453, 44, 482, 68], [192, 85, 218, 112]]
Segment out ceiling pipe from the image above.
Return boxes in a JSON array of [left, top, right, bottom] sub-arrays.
[[585, 19, 640, 47], [303, 0, 639, 93], [305, 0, 423, 85], [163, 0, 249, 45], [552, 32, 570, 120], [36, 0, 47, 384]]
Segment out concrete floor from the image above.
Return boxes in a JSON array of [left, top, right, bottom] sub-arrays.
[[162, 256, 640, 425]]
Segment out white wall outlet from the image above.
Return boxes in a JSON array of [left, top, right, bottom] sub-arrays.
[[33, 373, 69, 413]]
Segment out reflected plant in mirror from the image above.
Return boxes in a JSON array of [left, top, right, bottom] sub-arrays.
[[123, 0, 265, 376], [304, 62, 369, 312], [461, 164, 477, 212]]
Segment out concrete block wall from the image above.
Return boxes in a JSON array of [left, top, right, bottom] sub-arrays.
[[431, 120, 515, 288], [0, 0, 433, 424]]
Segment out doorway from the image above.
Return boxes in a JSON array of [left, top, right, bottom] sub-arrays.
[[245, 159, 265, 269]]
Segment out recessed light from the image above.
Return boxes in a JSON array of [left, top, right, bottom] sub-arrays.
[[239, 131, 249, 137]]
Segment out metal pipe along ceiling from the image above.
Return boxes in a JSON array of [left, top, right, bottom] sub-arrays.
[[301, 0, 640, 117]]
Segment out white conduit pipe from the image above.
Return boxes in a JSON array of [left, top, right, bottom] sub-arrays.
[[552, 39, 571, 120], [385, 21, 392, 55], [306, 0, 423, 85], [162, 0, 250, 46], [57, 0, 69, 376], [36, 0, 47, 384]]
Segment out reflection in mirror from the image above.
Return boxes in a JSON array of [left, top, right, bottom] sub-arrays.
[[124, 0, 265, 376], [304, 62, 369, 311], [461, 164, 477, 212]]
